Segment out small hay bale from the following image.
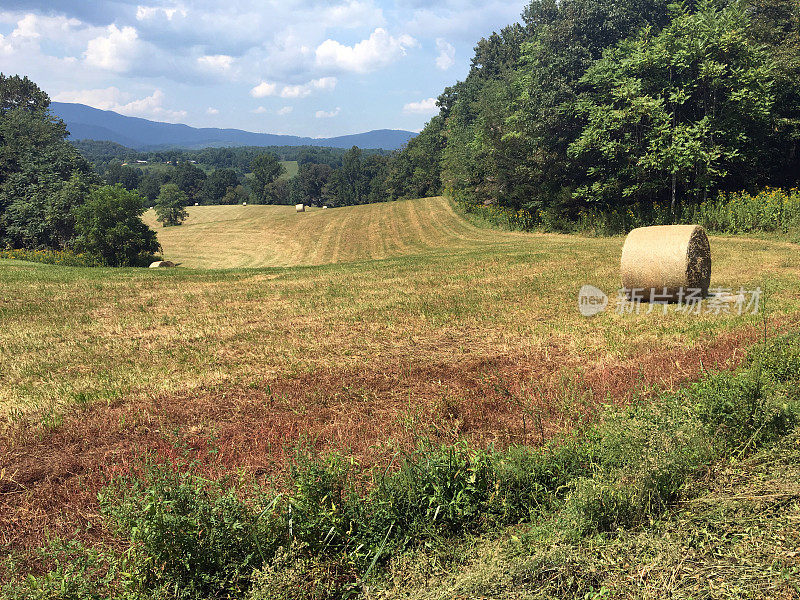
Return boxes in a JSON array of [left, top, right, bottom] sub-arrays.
[[620, 224, 711, 301], [243, 202, 247, 206], [149, 260, 176, 268], [296, 203, 305, 212], [322, 205, 328, 209], [194, 202, 199, 206]]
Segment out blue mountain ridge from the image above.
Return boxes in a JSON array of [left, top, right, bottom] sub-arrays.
[[50, 102, 417, 151]]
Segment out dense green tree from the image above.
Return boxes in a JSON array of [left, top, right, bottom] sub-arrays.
[[387, 116, 445, 199], [0, 74, 97, 249], [201, 168, 240, 204], [104, 163, 142, 190], [569, 2, 775, 212], [746, 0, 800, 186], [264, 178, 292, 205], [173, 161, 206, 202], [221, 184, 250, 205], [73, 185, 160, 266], [250, 153, 285, 203], [296, 163, 333, 205], [138, 173, 162, 203], [327, 146, 367, 206], [155, 183, 189, 226], [362, 154, 390, 203]]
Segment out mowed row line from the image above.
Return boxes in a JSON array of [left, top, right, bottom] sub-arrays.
[[142, 197, 518, 269]]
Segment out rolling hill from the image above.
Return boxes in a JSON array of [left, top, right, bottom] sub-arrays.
[[50, 102, 417, 151], [140, 196, 516, 268]]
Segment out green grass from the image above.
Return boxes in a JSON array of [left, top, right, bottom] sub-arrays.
[[383, 431, 800, 600], [280, 160, 298, 179]]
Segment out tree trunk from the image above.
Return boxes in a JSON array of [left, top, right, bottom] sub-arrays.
[[671, 172, 677, 219]]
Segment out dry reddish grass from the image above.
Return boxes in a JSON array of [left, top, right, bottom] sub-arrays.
[[0, 323, 773, 565]]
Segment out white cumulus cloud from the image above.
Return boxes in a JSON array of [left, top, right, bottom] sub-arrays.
[[197, 54, 233, 72], [280, 77, 336, 98], [84, 24, 141, 71], [315, 28, 417, 73], [435, 38, 455, 70], [277, 106, 293, 115], [251, 77, 336, 99], [54, 87, 187, 122], [403, 97, 437, 115], [206, 107, 219, 115], [323, 1, 385, 29], [315, 107, 340, 118], [250, 81, 277, 98], [136, 5, 188, 21], [252, 106, 267, 113]]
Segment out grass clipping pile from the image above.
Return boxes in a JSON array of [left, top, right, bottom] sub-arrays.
[[621, 224, 711, 300]]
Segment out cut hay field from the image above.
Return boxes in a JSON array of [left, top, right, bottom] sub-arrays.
[[2, 197, 800, 571], [2, 196, 799, 420], [140, 196, 508, 268]]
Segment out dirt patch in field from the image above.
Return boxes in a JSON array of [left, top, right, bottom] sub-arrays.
[[0, 325, 773, 565]]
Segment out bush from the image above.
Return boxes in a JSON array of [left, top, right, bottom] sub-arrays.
[[690, 188, 800, 234], [73, 185, 161, 267], [0, 248, 103, 267], [100, 462, 282, 599], [457, 187, 800, 236]]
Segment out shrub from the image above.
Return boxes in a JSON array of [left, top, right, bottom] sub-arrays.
[[72, 185, 161, 267], [690, 188, 800, 234], [0, 248, 103, 267], [457, 187, 800, 236], [100, 462, 281, 599]]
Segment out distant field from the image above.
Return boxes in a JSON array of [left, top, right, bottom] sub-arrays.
[[127, 159, 297, 178], [141, 197, 509, 268], [280, 160, 298, 179]]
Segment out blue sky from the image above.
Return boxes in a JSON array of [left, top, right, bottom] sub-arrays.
[[0, 1, 528, 137]]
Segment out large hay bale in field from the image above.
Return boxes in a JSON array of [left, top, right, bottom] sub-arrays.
[[296, 203, 305, 212], [620, 225, 711, 301], [149, 260, 176, 268]]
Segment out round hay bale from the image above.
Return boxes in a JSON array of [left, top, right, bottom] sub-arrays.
[[295, 203, 305, 212], [149, 260, 176, 268], [620, 224, 711, 301]]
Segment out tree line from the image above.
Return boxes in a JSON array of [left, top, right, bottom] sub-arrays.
[[390, 0, 800, 223], [92, 146, 402, 209]]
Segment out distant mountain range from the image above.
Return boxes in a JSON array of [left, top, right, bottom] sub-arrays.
[[49, 102, 417, 151]]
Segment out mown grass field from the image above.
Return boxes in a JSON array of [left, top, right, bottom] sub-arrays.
[[1, 197, 800, 597], [140, 196, 505, 268], [3, 197, 799, 418]]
